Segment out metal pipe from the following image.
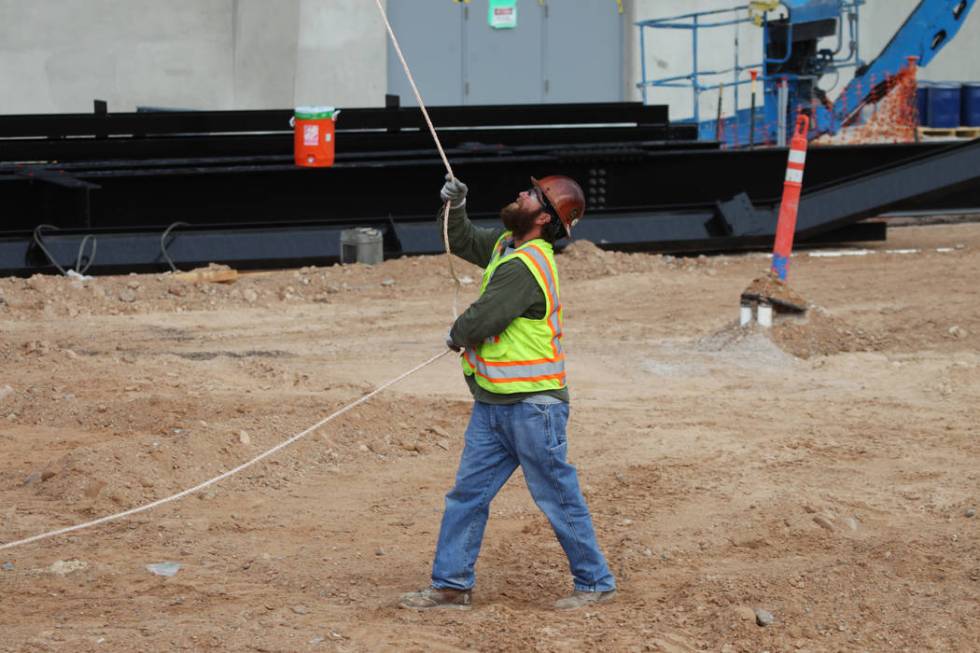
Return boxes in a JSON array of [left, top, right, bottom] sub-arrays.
[[827, 5, 846, 57], [777, 78, 788, 147], [648, 17, 752, 29], [635, 6, 751, 25], [757, 302, 773, 328], [692, 14, 700, 125], [640, 25, 648, 104], [734, 17, 740, 142], [740, 301, 753, 326], [853, 1, 863, 68], [716, 84, 724, 142], [765, 22, 794, 65]]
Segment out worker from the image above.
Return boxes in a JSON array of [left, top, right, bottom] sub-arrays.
[[399, 174, 616, 611]]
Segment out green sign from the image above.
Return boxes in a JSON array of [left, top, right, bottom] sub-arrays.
[[489, 0, 517, 29]]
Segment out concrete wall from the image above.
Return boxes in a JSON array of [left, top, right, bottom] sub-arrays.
[[0, 0, 387, 114], [627, 0, 980, 121]]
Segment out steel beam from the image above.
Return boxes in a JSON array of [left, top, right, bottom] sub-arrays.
[[2, 103, 978, 276]]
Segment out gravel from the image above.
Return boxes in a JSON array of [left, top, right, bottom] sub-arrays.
[[755, 608, 776, 627]]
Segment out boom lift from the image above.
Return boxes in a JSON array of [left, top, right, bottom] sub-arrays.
[[636, 0, 976, 145]]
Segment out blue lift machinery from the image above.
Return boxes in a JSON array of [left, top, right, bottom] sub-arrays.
[[636, 0, 976, 146]]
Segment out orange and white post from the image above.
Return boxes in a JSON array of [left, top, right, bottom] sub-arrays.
[[771, 113, 811, 281]]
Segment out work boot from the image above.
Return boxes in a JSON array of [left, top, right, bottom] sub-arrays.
[[553, 589, 617, 610], [399, 587, 472, 611]]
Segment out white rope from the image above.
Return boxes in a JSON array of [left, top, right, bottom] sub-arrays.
[[443, 203, 461, 319], [0, 350, 450, 552], [1, 6, 468, 553], [373, 0, 453, 177], [374, 0, 463, 318]]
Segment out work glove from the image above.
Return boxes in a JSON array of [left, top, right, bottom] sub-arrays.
[[440, 174, 468, 208], [446, 329, 462, 353]]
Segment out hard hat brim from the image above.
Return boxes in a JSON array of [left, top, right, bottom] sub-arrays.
[[530, 176, 573, 239]]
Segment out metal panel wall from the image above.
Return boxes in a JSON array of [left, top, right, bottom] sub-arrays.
[[385, 1, 465, 106], [543, 0, 625, 103], [386, 1, 624, 106], [463, 1, 546, 104]]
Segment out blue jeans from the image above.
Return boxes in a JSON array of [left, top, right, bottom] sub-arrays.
[[431, 401, 615, 593]]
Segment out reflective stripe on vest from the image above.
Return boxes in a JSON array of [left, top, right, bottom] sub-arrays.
[[463, 349, 565, 383], [461, 235, 565, 388], [517, 243, 563, 360]]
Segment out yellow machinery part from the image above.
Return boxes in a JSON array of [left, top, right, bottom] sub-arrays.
[[749, 0, 780, 26]]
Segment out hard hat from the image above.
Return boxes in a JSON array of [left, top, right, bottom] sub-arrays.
[[531, 175, 585, 239]]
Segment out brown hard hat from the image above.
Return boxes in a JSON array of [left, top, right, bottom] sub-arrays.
[[531, 175, 585, 239]]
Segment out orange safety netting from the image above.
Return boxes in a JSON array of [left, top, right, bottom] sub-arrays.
[[812, 61, 920, 146]]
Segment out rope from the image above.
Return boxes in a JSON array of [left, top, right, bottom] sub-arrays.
[[1, 8, 467, 553], [374, 0, 453, 178], [31, 225, 98, 276], [160, 221, 189, 273], [74, 235, 97, 276], [32, 225, 68, 276], [443, 203, 461, 319], [374, 0, 462, 317], [0, 350, 450, 552]]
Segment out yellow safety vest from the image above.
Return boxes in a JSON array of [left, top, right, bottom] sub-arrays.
[[461, 232, 566, 394]]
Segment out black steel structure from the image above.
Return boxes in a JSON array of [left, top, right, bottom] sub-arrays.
[[2, 101, 979, 276]]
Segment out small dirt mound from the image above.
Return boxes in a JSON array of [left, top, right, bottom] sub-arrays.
[[559, 239, 607, 261], [741, 273, 808, 312], [701, 307, 884, 360], [769, 307, 884, 359], [557, 239, 672, 280]]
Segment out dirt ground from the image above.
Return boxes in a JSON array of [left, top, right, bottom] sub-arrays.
[[0, 222, 978, 653]]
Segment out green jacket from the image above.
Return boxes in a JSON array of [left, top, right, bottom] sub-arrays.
[[440, 204, 570, 404]]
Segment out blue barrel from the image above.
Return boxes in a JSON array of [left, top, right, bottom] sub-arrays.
[[961, 83, 980, 127], [916, 82, 930, 125], [927, 83, 961, 128]]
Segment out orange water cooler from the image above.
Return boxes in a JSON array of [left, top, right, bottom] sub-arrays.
[[292, 106, 339, 167]]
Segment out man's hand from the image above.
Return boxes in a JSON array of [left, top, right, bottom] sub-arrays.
[[446, 329, 462, 352], [440, 174, 468, 208]]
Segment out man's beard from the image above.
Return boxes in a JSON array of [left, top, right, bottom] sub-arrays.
[[500, 202, 540, 240]]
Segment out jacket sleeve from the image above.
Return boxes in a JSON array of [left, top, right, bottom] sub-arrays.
[[436, 204, 505, 269], [449, 259, 545, 347]]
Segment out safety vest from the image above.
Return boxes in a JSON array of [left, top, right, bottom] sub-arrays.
[[461, 232, 566, 394]]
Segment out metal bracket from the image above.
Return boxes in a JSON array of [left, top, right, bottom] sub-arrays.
[[712, 192, 773, 237]]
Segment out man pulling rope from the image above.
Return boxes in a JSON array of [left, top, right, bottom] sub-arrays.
[[399, 175, 617, 611]]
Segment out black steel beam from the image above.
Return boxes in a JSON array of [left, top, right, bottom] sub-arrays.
[[0, 126, 700, 163], [0, 214, 889, 278], [0, 103, 668, 139], [1, 225, 352, 276], [1, 103, 977, 276], [2, 141, 966, 234], [796, 138, 980, 237]]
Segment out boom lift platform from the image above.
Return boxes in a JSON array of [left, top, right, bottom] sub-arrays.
[[637, 0, 975, 145]]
